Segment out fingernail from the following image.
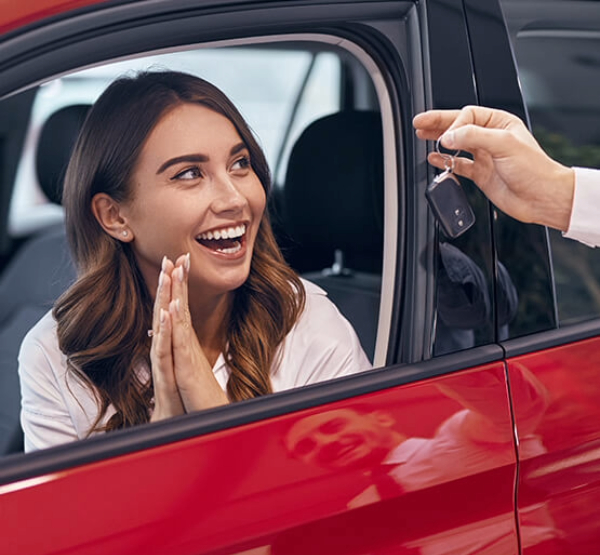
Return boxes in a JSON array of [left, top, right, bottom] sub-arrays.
[[177, 265, 184, 282], [159, 270, 165, 288], [442, 130, 455, 148], [161, 256, 168, 272], [185, 253, 191, 273], [160, 308, 166, 325], [169, 298, 181, 314]]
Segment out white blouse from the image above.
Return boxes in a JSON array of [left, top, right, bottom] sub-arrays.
[[18, 280, 371, 452]]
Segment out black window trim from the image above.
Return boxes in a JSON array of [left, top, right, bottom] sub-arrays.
[[502, 317, 600, 358]]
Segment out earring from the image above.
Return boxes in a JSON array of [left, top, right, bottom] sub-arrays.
[[121, 230, 128, 238]]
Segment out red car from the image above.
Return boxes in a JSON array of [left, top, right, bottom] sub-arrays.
[[1, 0, 600, 553]]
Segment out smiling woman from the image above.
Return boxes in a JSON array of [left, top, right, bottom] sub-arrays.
[[17, 70, 371, 451]]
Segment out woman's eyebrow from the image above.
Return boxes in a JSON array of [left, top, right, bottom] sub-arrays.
[[156, 154, 208, 175], [230, 142, 247, 156], [156, 143, 248, 175]]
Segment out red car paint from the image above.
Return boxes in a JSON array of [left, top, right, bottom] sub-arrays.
[[510, 336, 600, 554], [0, 0, 106, 34], [2, 363, 519, 555], [0, 1, 598, 554]]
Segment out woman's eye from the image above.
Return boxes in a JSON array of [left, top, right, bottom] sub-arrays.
[[173, 167, 202, 180], [231, 156, 251, 171]]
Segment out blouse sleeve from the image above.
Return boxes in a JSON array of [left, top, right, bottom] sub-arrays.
[[563, 166, 600, 248], [18, 332, 80, 451], [16, 311, 103, 451]]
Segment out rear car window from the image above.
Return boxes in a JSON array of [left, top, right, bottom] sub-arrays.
[[502, 0, 600, 326]]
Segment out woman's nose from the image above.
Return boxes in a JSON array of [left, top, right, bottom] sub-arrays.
[[210, 174, 247, 214]]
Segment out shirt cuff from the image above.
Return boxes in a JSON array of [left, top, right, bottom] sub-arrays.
[[563, 166, 600, 248]]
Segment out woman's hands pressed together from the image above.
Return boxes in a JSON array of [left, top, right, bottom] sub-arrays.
[[149, 254, 229, 422]]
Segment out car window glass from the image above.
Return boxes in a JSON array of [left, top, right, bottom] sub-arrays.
[[431, 189, 498, 356], [501, 0, 600, 326]]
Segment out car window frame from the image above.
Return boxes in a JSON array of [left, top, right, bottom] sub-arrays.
[[0, 0, 406, 481]]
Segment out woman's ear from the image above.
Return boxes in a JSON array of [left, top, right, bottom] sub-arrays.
[[91, 193, 134, 242]]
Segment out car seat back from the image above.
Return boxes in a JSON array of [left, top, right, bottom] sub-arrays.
[[0, 104, 89, 454], [282, 111, 384, 360]]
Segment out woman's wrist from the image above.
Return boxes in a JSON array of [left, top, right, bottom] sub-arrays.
[[177, 372, 229, 411]]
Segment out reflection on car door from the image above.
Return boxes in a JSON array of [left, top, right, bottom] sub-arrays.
[[2, 360, 521, 554]]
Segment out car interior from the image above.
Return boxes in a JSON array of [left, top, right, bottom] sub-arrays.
[[0, 42, 385, 456]]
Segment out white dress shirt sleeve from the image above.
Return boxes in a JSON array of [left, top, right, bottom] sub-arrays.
[[563, 166, 600, 248]]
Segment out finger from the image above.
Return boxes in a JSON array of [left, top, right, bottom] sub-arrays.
[[169, 296, 192, 365], [415, 128, 444, 141], [150, 307, 187, 420], [151, 256, 174, 335], [150, 307, 174, 388], [427, 151, 475, 176], [170, 253, 191, 326], [152, 308, 171, 363], [174, 252, 189, 269], [412, 109, 462, 134], [414, 106, 510, 146], [443, 105, 517, 133], [440, 125, 518, 159]]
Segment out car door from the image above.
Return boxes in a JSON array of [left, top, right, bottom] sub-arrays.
[[488, 1, 600, 552], [0, 1, 522, 553]]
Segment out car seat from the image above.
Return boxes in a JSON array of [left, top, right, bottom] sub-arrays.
[[282, 111, 384, 361], [0, 104, 89, 454]]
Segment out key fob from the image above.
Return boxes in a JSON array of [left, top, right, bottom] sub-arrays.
[[426, 170, 476, 238]]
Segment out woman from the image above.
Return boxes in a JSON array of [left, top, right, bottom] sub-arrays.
[[18, 70, 370, 451]]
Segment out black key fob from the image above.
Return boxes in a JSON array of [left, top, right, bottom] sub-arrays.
[[426, 170, 476, 238]]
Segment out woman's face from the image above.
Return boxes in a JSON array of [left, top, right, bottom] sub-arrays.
[[122, 102, 266, 302]]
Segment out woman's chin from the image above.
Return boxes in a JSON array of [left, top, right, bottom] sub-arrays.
[[190, 268, 251, 298]]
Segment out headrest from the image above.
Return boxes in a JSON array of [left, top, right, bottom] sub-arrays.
[[283, 111, 383, 272], [35, 104, 91, 205]]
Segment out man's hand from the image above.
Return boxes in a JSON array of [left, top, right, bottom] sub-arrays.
[[413, 105, 575, 231]]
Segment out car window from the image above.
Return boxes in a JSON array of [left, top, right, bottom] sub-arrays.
[[502, 0, 600, 326], [1, 38, 392, 454]]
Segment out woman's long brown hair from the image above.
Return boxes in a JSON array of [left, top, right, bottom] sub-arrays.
[[53, 71, 305, 433]]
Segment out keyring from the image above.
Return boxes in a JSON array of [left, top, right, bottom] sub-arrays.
[[435, 137, 460, 172]]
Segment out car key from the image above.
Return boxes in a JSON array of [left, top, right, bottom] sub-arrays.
[[425, 140, 475, 238]]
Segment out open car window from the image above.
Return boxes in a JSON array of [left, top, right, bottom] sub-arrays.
[[0, 37, 394, 456]]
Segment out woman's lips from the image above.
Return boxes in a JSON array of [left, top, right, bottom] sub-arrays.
[[195, 223, 248, 257]]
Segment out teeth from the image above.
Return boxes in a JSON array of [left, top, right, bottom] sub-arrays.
[[216, 244, 242, 255], [197, 224, 246, 242]]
